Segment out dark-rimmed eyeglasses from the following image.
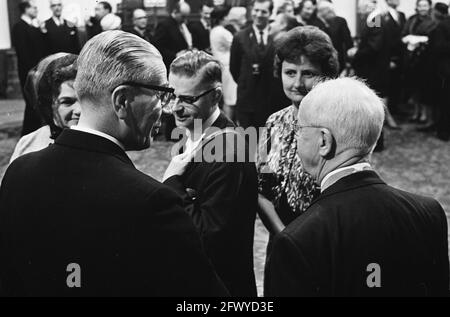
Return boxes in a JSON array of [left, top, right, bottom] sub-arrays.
[[169, 87, 218, 105], [293, 122, 330, 138], [111, 81, 175, 108]]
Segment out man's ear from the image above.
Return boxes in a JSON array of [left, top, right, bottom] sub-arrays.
[[111, 86, 130, 120], [318, 128, 335, 158]]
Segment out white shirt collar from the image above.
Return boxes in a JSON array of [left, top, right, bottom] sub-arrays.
[[71, 126, 125, 151], [388, 7, 399, 22], [185, 107, 221, 153], [320, 162, 372, 193], [200, 18, 210, 30], [252, 24, 270, 45], [21, 15, 33, 26], [53, 16, 64, 26]]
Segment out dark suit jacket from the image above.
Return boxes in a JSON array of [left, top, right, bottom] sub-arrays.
[[353, 13, 392, 96], [385, 10, 406, 63], [321, 16, 353, 72], [123, 26, 153, 43], [164, 113, 258, 296], [153, 17, 188, 69], [188, 20, 210, 51], [265, 171, 449, 296], [86, 17, 102, 39], [11, 20, 47, 89], [44, 18, 80, 55], [230, 26, 276, 124], [0, 129, 228, 296], [431, 16, 450, 78]]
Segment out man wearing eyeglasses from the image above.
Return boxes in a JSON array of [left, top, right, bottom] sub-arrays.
[[0, 31, 228, 296], [44, 0, 80, 55], [265, 78, 449, 296], [162, 51, 258, 297]]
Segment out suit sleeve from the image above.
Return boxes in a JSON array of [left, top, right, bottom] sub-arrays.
[[264, 232, 318, 296], [230, 34, 242, 82], [142, 186, 229, 296], [153, 21, 177, 64]]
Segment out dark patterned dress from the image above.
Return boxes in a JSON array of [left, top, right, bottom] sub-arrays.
[[256, 105, 319, 226]]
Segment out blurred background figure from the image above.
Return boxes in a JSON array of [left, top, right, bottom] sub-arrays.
[[225, 6, 247, 35], [295, 0, 317, 26], [402, 0, 438, 130], [154, 0, 192, 140], [86, 1, 112, 39], [123, 9, 152, 43], [431, 2, 450, 141], [210, 5, 237, 121], [101, 13, 122, 31], [188, 0, 215, 51], [12, 0, 47, 136], [316, 0, 353, 73], [10, 53, 80, 162], [44, 0, 80, 55]]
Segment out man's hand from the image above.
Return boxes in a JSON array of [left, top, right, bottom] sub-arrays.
[[163, 152, 193, 182]]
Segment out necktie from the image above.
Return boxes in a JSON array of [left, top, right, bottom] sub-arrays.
[[259, 30, 265, 49]]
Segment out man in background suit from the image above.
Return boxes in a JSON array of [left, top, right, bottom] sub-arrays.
[[86, 1, 112, 39], [44, 0, 80, 55], [316, 0, 353, 72], [188, 1, 214, 51], [230, 0, 276, 129], [11, 0, 47, 136], [163, 51, 258, 296], [385, 0, 406, 117], [123, 8, 152, 43], [0, 31, 227, 297], [265, 77, 449, 296], [154, 1, 192, 69]]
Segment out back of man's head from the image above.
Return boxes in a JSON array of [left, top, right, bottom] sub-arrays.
[[300, 77, 385, 155], [74, 30, 165, 106], [99, 1, 112, 13]]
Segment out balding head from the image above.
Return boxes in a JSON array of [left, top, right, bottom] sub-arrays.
[[296, 77, 385, 182], [133, 8, 148, 29]]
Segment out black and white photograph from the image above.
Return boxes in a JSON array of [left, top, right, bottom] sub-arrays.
[[0, 0, 449, 301]]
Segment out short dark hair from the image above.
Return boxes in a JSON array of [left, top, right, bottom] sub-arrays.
[[295, 0, 317, 15], [99, 1, 112, 13], [18, 1, 31, 14], [24, 53, 78, 138], [253, 0, 274, 13], [211, 5, 232, 28], [434, 2, 449, 15], [170, 51, 222, 87], [202, 0, 215, 8], [274, 26, 339, 78], [417, 0, 432, 7], [277, 1, 294, 15]]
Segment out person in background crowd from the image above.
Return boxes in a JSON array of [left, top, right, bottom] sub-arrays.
[[225, 6, 247, 35], [101, 13, 122, 31], [44, 0, 80, 55], [265, 77, 449, 296], [0, 31, 228, 297], [384, 0, 405, 128], [10, 53, 80, 162], [294, 0, 317, 26], [12, 0, 47, 136], [154, 0, 192, 141], [188, 0, 214, 51], [86, 1, 112, 39], [123, 9, 152, 43], [402, 0, 438, 129], [349, 0, 390, 151], [230, 0, 277, 129], [316, 0, 353, 73], [210, 5, 238, 121], [164, 51, 258, 296], [256, 26, 338, 293], [276, 0, 295, 17], [431, 2, 450, 141]]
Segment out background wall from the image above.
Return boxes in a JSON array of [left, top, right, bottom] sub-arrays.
[[0, 1, 11, 49]]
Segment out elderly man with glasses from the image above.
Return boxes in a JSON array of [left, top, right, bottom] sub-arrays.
[[265, 77, 449, 297], [162, 50, 258, 296], [0, 31, 228, 296]]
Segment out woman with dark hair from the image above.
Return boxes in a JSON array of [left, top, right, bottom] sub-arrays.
[[402, 0, 438, 127], [257, 26, 339, 236], [10, 53, 80, 162], [210, 5, 237, 122], [294, 0, 317, 26]]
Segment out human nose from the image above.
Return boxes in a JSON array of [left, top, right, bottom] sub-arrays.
[[72, 101, 81, 117], [293, 74, 304, 89]]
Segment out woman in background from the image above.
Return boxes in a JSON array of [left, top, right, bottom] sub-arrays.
[[10, 53, 80, 162], [210, 5, 237, 122]]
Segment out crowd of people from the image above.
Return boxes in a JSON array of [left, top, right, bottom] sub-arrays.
[[1, 0, 449, 297]]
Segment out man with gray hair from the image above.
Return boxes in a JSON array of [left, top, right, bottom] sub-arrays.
[[0, 31, 227, 296], [265, 77, 449, 296]]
